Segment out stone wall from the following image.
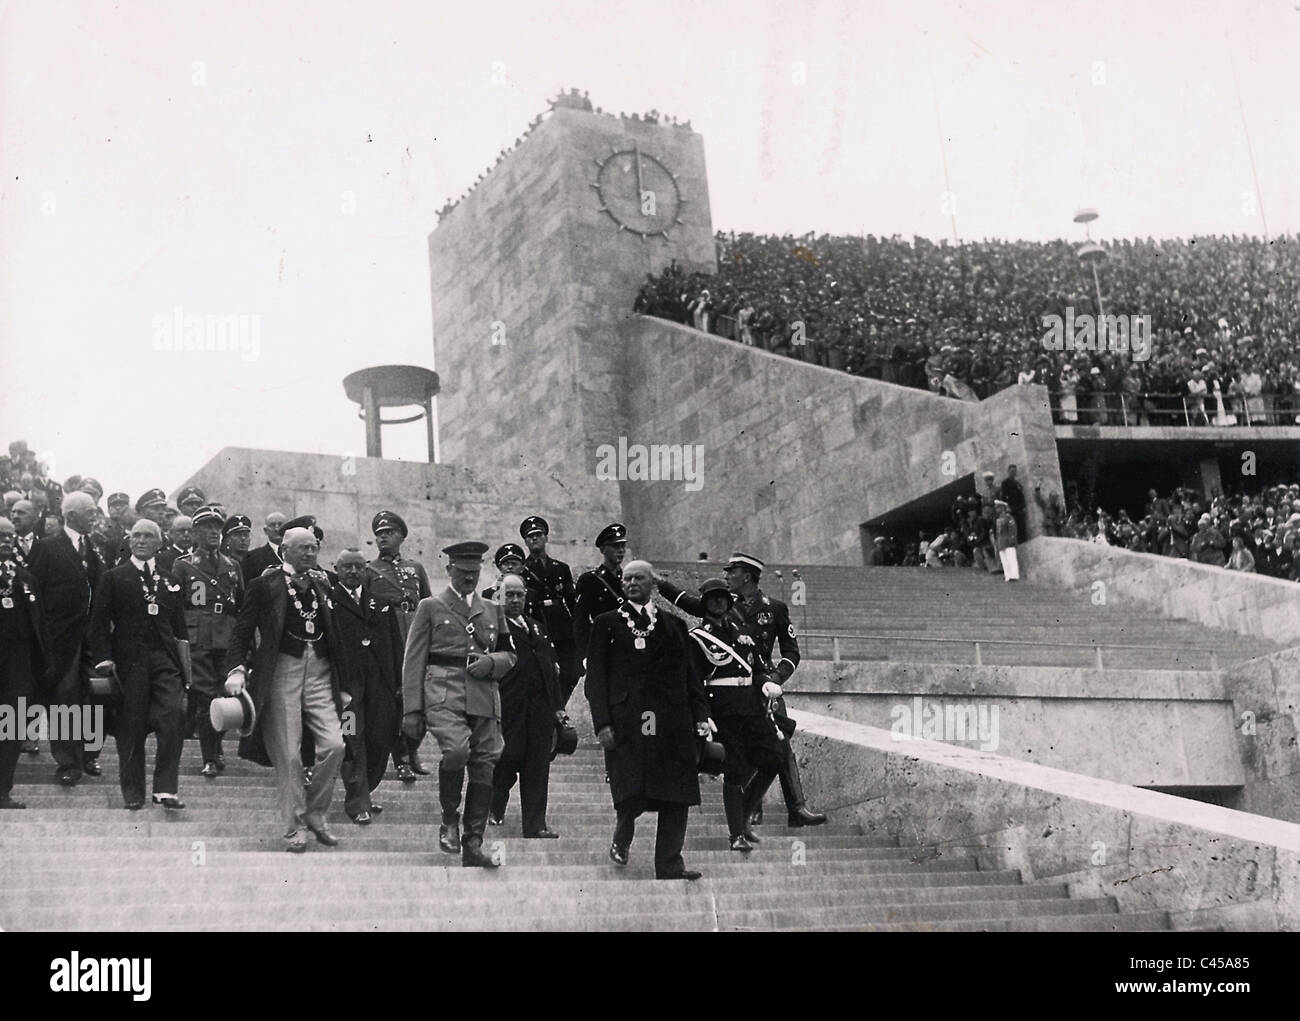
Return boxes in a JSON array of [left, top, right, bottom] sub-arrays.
[[784, 660, 1242, 788], [792, 709, 1300, 930], [615, 316, 1063, 563], [1223, 645, 1300, 824], [171, 446, 614, 575], [1019, 536, 1300, 646]]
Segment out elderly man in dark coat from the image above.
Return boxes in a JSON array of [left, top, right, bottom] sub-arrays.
[[489, 574, 563, 838], [585, 559, 711, 880], [225, 526, 350, 852], [330, 548, 404, 824]]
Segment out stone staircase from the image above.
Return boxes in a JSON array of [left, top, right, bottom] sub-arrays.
[[1, 740, 1169, 931], [655, 562, 1275, 670]]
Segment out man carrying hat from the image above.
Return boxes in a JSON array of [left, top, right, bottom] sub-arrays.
[[659, 552, 826, 829], [993, 501, 1021, 581], [401, 541, 517, 867], [365, 509, 431, 781], [87, 518, 189, 811], [687, 579, 785, 853], [225, 526, 350, 851], [519, 516, 578, 702], [173, 506, 245, 778]]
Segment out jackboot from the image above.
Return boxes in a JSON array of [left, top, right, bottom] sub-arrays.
[[723, 782, 759, 844], [438, 767, 465, 853], [780, 753, 827, 827], [743, 768, 778, 827], [460, 780, 499, 868]]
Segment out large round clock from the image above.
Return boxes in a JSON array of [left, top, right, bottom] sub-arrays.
[[591, 143, 684, 240]]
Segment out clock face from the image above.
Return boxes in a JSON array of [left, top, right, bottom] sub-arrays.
[[592, 146, 683, 239]]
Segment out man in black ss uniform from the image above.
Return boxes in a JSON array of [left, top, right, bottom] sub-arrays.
[[519, 516, 578, 702]]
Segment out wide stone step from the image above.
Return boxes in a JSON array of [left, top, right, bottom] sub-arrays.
[[3, 882, 1067, 916], [808, 910, 1173, 932]]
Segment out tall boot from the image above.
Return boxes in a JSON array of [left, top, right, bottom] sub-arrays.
[[723, 783, 756, 850], [438, 767, 464, 853], [743, 768, 778, 827], [461, 780, 499, 868], [780, 753, 826, 827]]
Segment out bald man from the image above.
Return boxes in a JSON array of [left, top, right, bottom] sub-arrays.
[[28, 491, 104, 784], [243, 511, 287, 579], [226, 527, 351, 850], [87, 519, 189, 810], [158, 515, 194, 575], [330, 548, 404, 823], [585, 559, 711, 880]]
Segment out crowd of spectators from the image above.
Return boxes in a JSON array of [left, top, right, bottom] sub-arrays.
[[1035, 480, 1300, 580], [634, 232, 1300, 424]]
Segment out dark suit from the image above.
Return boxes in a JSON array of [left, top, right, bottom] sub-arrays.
[[585, 604, 709, 876], [329, 580, 403, 818], [522, 552, 578, 701], [226, 568, 349, 834], [243, 542, 282, 583], [28, 528, 102, 777], [0, 560, 44, 800], [491, 614, 562, 835], [87, 560, 188, 804]]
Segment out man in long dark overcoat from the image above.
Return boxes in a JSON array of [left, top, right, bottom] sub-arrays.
[[585, 559, 711, 880]]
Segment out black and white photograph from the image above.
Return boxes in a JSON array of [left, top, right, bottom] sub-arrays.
[[1, 0, 1296, 979]]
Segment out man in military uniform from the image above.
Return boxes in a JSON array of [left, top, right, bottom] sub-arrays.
[[173, 506, 245, 778], [573, 522, 628, 671], [103, 493, 131, 564], [114, 489, 170, 566], [401, 541, 517, 868], [176, 486, 207, 519], [686, 579, 785, 852], [520, 515, 578, 703], [223, 515, 254, 578], [482, 543, 544, 619], [658, 552, 825, 828], [366, 510, 431, 780]]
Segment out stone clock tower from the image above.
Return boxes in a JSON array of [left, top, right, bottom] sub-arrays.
[[428, 106, 716, 545]]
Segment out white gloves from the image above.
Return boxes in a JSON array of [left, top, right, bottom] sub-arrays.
[[761, 681, 783, 699]]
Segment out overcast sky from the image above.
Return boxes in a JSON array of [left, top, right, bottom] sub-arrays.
[[2, 0, 1297, 502]]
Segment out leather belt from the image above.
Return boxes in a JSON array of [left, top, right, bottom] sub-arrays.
[[705, 677, 752, 687], [428, 652, 466, 667]]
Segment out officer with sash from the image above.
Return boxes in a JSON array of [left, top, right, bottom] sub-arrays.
[[173, 506, 244, 777], [686, 579, 785, 852]]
